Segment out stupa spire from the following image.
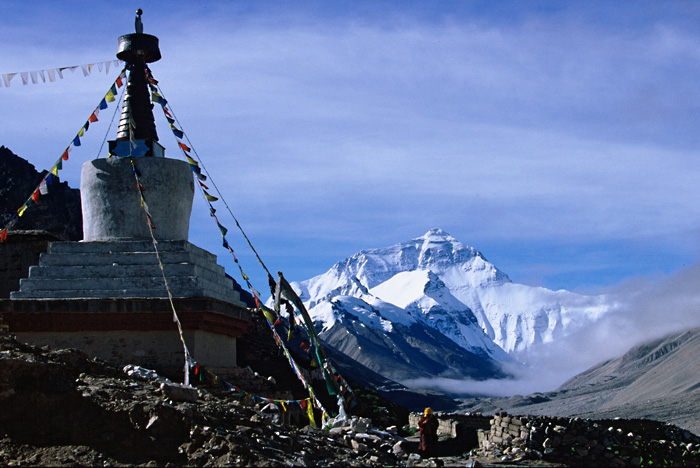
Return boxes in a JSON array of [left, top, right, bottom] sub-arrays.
[[109, 9, 165, 157]]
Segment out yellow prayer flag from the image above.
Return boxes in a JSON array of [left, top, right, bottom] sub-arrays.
[[78, 128, 84, 137], [105, 90, 115, 102], [186, 155, 198, 166], [306, 399, 317, 427], [204, 191, 218, 202], [51, 165, 59, 176], [262, 308, 276, 324]]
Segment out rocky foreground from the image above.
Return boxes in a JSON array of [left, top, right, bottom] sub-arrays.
[[0, 331, 416, 467], [3, 328, 700, 467]]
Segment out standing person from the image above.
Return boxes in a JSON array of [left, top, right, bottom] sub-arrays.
[[418, 407, 439, 458]]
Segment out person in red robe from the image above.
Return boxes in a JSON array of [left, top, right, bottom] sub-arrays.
[[418, 407, 438, 458]]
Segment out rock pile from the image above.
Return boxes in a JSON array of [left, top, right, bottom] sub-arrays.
[[475, 412, 700, 467], [0, 333, 411, 467]]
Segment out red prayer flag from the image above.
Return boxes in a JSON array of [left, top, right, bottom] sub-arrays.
[[89, 112, 98, 123], [61, 150, 69, 161], [0, 228, 7, 243], [32, 190, 40, 203], [178, 142, 191, 152], [116, 75, 123, 87]]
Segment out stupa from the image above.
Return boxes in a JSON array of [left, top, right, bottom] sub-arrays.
[[1, 11, 251, 375]]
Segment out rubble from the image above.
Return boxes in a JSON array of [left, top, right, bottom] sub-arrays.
[[0, 333, 413, 466], [6, 325, 700, 466]]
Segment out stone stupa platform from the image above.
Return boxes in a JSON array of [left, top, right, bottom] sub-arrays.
[[10, 239, 245, 306]]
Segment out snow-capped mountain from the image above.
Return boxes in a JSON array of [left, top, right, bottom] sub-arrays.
[[291, 229, 611, 376]]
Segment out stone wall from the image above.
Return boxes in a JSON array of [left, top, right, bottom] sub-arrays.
[[0, 231, 59, 298], [409, 412, 490, 438], [12, 329, 238, 377], [408, 412, 491, 456], [476, 412, 700, 467]]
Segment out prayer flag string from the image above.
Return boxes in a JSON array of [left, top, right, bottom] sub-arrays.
[[192, 363, 319, 427], [1, 60, 123, 88], [0, 68, 127, 246], [147, 66, 338, 420], [128, 157, 194, 386]]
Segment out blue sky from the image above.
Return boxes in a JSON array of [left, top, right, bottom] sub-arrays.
[[2, 0, 700, 296]]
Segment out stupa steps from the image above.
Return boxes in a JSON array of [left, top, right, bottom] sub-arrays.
[[26, 263, 227, 284], [47, 240, 218, 257], [11, 240, 246, 306], [14, 275, 227, 292], [38, 251, 197, 267], [12, 276, 241, 303], [10, 288, 219, 300]]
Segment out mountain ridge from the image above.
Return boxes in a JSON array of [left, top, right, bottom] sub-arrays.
[[291, 229, 611, 391], [458, 326, 700, 435]]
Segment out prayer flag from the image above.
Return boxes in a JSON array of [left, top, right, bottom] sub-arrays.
[[196, 171, 207, 181], [89, 112, 98, 123], [0, 228, 7, 243], [306, 399, 317, 427], [17, 203, 28, 217], [62, 149, 69, 161], [186, 155, 198, 166], [179, 142, 192, 152], [39, 179, 48, 195], [116, 74, 123, 87], [73, 135, 81, 147], [218, 223, 228, 236], [105, 90, 115, 102], [3, 73, 17, 87], [51, 165, 59, 176], [99, 98, 108, 110], [203, 191, 218, 202], [262, 307, 276, 324], [32, 190, 40, 203], [56, 159, 63, 171], [110, 84, 117, 95], [170, 125, 184, 139], [198, 180, 209, 189]]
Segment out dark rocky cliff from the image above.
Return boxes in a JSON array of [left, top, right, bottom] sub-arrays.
[[0, 146, 82, 241]]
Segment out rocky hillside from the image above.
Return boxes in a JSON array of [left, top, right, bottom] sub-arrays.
[[459, 326, 700, 436], [0, 329, 412, 467], [0, 146, 82, 241]]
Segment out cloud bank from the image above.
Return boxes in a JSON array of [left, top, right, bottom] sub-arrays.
[[405, 263, 700, 397]]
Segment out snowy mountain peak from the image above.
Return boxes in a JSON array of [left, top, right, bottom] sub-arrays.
[[293, 229, 610, 360]]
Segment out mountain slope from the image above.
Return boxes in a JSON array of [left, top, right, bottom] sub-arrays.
[[458, 326, 700, 435]]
